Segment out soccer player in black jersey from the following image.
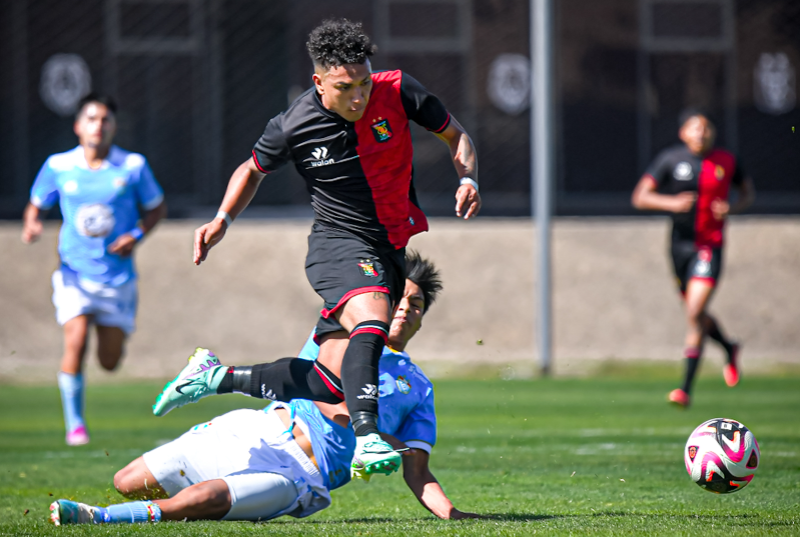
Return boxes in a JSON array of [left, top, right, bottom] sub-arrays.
[[632, 109, 755, 408], [153, 19, 481, 477]]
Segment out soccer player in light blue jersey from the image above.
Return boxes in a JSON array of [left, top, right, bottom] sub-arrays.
[[22, 94, 166, 446], [50, 253, 480, 525]]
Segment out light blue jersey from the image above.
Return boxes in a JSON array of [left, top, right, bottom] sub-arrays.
[[270, 332, 437, 491], [30, 145, 164, 286]]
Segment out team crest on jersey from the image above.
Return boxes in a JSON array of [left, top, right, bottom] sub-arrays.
[[371, 119, 393, 142], [714, 164, 725, 180], [358, 261, 379, 277], [396, 375, 411, 394]]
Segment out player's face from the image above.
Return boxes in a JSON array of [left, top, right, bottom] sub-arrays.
[[314, 61, 373, 122], [388, 280, 425, 348], [679, 115, 715, 155], [74, 103, 117, 149]]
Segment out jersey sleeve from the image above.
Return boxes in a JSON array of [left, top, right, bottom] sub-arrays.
[[393, 385, 437, 453], [133, 158, 165, 210], [29, 159, 60, 209], [252, 114, 291, 173], [399, 73, 451, 133], [644, 149, 673, 187]]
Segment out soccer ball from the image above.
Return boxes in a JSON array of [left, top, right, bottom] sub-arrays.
[[684, 418, 760, 494]]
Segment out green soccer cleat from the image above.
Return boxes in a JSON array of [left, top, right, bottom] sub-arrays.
[[351, 433, 402, 481], [49, 500, 99, 525], [153, 348, 228, 417]]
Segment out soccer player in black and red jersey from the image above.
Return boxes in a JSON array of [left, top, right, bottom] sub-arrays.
[[153, 19, 480, 477], [632, 109, 755, 408]]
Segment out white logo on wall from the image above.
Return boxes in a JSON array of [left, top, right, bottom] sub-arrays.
[[76, 203, 115, 238], [674, 162, 693, 181], [487, 54, 531, 116], [40, 54, 92, 117], [754, 52, 796, 115]]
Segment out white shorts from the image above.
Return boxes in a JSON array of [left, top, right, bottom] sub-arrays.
[[142, 408, 330, 521], [51, 267, 137, 334]]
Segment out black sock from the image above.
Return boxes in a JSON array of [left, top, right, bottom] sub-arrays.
[[218, 359, 343, 404], [705, 317, 733, 355], [681, 347, 701, 394], [341, 320, 389, 437]]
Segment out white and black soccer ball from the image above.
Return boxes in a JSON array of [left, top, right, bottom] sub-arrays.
[[684, 418, 760, 494]]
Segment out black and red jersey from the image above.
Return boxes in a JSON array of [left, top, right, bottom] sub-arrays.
[[252, 69, 451, 250], [645, 144, 745, 248]]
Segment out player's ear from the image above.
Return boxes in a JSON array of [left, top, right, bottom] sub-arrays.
[[312, 71, 324, 95]]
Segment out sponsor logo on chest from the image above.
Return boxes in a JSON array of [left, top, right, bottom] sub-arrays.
[[673, 162, 694, 181], [310, 146, 335, 167]]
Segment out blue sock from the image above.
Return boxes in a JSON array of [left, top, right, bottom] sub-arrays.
[[57, 372, 84, 432], [96, 501, 162, 524]]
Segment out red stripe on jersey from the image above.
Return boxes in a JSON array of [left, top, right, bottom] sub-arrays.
[[431, 112, 451, 133], [251, 149, 268, 173], [320, 285, 390, 319], [695, 149, 736, 248], [354, 70, 429, 249]]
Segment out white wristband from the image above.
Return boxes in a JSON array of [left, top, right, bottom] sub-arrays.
[[215, 211, 233, 226], [460, 177, 479, 192]]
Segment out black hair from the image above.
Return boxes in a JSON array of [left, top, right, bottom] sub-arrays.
[[306, 18, 377, 70], [678, 107, 714, 129], [76, 93, 117, 118], [405, 250, 443, 313]]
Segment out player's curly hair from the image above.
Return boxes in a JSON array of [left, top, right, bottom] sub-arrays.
[[405, 250, 443, 313], [306, 18, 377, 70]]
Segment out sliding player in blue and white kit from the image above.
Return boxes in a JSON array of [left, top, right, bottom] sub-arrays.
[[22, 94, 166, 446], [49, 253, 479, 524]]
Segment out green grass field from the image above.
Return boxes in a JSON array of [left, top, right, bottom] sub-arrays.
[[1, 375, 799, 536]]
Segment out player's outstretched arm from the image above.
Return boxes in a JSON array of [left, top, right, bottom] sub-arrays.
[[631, 175, 696, 213], [434, 116, 481, 220], [400, 447, 480, 520], [194, 159, 266, 265], [21, 203, 47, 244]]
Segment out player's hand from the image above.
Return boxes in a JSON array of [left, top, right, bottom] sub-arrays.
[[671, 192, 697, 213], [448, 509, 482, 520], [194, 219, 227, 265], [455, 184, 481, 220], [108, 234, 138, 257], [711, 198, 730, 221], [21, 219, 43, 244]]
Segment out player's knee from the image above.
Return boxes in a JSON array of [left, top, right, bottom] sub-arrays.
[[113, 467, 135, 496]]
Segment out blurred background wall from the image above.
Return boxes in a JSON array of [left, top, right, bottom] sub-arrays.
[[0, 0, 798, 219], [3, 217, 799, 383]]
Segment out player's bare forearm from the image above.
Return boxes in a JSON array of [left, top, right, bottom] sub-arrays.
[[729, 178, 755, 215], [194, 160, 265, 265], [631, 176, 695, 213], [140, 201, 167, 235], [218, 159, 266, 220], [402, 450, 479, 520], [21, 203, 47, 244], [436, 116, 481, 219], [436, 116, 477, 182]]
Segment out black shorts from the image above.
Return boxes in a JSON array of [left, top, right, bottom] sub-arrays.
[[305, 223, 405, 339], [670, 242, 723, 294]]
